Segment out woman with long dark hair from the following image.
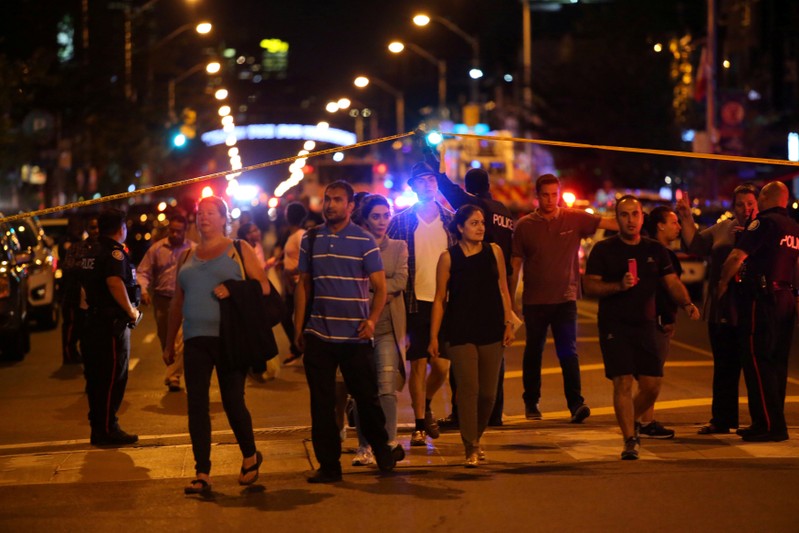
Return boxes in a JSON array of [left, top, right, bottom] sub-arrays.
[[350, 194, 408, 466], [428, 205, 514, 467]]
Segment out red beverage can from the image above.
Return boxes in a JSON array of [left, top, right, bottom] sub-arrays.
[[627, 258, 638, 284]]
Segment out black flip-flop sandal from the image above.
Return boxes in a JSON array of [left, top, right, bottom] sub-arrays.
[[184, 478, 211, 495], [239, 451, 263, 485]]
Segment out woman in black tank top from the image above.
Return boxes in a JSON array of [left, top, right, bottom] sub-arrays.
[[428, 205, 515, 467]]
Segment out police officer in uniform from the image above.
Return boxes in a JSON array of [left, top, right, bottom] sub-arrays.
[[719, 181, 799, 442], [427, 151, 514, 427], [81, 208, 142, 446]]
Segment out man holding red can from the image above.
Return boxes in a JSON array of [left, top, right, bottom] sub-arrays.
[[583, 195, 699, 460]]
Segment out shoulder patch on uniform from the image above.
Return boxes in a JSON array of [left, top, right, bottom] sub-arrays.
[[111, 249, 124, 261], [746, 220, 760, 231]]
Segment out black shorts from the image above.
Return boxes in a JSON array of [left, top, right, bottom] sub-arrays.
[[598, 321, 663, 379], [407, 300, 435, 361]]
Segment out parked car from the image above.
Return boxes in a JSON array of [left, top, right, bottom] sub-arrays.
[[1, 217, 59, 329], [0, 218, 30, 360]]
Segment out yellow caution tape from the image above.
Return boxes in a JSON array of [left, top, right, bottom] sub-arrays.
[[0, 131, 416, 225], [448, 131, 799, 168], [3, 129, 797, 225]]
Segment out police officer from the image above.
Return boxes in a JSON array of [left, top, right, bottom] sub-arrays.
[[80, 208, 141, 446], [427, 152, 514, 428], [719, 181, 799, 442]]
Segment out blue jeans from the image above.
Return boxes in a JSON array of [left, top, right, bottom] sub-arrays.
[[355, 332, 399, 447], [522, 301, 584, 413]]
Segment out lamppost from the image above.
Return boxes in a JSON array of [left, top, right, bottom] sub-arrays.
[[168, 60, 221, 123], [146, 21, 212, 103], [353, 75, 405, 135], [110, 0, 209, 101], [388, 41, 447, 110], [412, 13, 481, 103]]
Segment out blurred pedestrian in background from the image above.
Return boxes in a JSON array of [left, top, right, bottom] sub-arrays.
[[137, 214, 194, 392], [275, 202, 307, 365], [236, 221, 281, 382], [428, 205, 514, 467], [58, 214, 97, 365]]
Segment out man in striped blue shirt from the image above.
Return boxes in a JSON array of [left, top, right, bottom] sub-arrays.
[[294, 180, 404, 483]]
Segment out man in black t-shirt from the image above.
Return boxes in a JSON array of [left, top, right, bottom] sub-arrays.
[[584, 196, 699, 460]]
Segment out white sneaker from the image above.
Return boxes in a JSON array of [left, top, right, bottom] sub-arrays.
[[352, 446, 374, 466]]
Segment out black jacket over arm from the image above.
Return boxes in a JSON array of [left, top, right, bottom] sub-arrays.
[[220, 279, 278, 371]]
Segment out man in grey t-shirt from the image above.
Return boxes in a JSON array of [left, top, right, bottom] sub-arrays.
[[510, 174, 618, 422]]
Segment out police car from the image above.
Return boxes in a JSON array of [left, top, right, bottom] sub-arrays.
[[2, 217, 59, 330]]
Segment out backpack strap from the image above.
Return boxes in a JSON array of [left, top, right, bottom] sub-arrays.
[[305, 226, 319, 277]]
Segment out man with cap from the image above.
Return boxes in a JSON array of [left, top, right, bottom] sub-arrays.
[[427, 155, 513, 428], [718, 181, 799, 442], [387, 161, 456, 446]]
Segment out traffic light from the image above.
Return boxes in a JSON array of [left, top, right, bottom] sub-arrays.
[[172, 133, 187, 147], [180, 107, 197, 140]]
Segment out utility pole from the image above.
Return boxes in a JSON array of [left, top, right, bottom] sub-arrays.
[[707, 0, 718, 198]]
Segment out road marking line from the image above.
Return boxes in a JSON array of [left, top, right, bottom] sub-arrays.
[[129, 358, 140, 371], [671, 339, 713, 358], [502, 395, 799, 421], [511, 337, 599, 347], [505, 360, 714, 379], [143, 333, 156, 345]]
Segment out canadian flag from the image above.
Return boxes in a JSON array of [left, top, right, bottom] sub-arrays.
[[694, 47, 709, 102]]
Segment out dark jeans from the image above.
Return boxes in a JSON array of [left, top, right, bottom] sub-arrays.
[[304, 334, 389, 474], [82, 316, 129, 433], [736, 292, 796, 434], [707, 322, 741, 428], [184, 336, 256, 475], [522, 301, 584, 413]]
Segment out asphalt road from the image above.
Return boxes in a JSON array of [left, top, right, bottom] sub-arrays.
[[1, 298, 798, 532]]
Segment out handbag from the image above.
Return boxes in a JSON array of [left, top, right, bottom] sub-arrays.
[[233, 239, 287, 328]]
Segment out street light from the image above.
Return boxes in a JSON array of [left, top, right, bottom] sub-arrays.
[[324, 97, 375, 141], [168, 60, 221, 122], [412, 12, 480, 103], [214, 88, 229, 100], [354, 75, 405, 134], [388, 40, 447, 109]]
